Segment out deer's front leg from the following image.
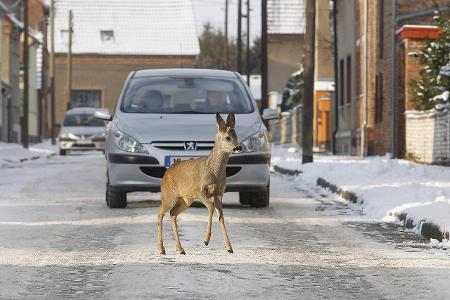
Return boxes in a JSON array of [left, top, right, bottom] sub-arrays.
[[214, 195, 233, 253], [198, 192, 215, 246]]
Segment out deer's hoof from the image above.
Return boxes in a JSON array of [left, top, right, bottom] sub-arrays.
[[180, 249, 186, 255], [227, 249, 234, 254], [159, 249, 166, 255], [204, 240, 209, 246]]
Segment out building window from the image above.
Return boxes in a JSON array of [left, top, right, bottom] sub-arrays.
[[375, 73, 383, 123], [70, 90, 102, 108], [339, 59, 344, 106], [378, 0, 384, 58], [346, 55, 351, 104], [100, 30, 115, 44]]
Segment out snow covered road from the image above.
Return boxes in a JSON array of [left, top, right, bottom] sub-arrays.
[[1, 153, 450, 298]]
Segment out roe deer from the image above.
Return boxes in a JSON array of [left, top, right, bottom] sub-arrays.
[[157, 112, 242, 254]]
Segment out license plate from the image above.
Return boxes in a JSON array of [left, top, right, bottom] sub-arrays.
[[165, 156, 200, 167], [77, 139, 91, 144]]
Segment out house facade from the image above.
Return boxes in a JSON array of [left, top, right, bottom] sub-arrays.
[[267, 0, 305, 94], [0, 0, 46, 144], [335, 0, 449, 157], [52, 0, 199, 125]]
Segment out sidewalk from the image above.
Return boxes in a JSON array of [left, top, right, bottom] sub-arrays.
[[0, 140, 57, 167], [272, 144, 450, 247]]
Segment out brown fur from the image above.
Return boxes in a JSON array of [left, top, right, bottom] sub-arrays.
[[157, 113, 241, 254]]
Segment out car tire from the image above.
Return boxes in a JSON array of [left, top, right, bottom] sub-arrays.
[[239, 192, 252, 205], [59, 149, 66, 156], [250, 185, 270, 208], [106, 180, 127, 208]]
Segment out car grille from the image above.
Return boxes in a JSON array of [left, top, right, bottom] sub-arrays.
[[150, 141, 215, 151], [139, 166, 241, 179], [73, 143, 96, 148]]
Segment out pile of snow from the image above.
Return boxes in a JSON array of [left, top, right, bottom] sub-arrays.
[[272, 144, 450, 237], [0, 140, 56, 167]]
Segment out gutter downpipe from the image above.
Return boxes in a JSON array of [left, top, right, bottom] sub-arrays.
[[361, 0, 369, 157], [391, 0, 397, 158], [332, 0, 338, 155]]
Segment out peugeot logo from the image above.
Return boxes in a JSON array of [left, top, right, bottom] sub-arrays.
[[184, 141, 197, 150]]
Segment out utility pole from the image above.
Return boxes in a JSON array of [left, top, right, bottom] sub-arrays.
[[246, 0, 250, 84], [224, 0, 228, 68], [302, 0, 315, 164], [237, 0, 242, 73], [22, 0, 29, 148], [260, 0, 268, 110], [50, 0, 56, 144], [67, 10, 73, 109]]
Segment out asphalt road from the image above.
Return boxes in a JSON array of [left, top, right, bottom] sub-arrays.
[[1, 153, 450, 299]]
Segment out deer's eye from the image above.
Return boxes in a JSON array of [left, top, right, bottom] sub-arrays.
[[226, 136, 231, 141]]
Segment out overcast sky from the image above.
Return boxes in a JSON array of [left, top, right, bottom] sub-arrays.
[[192, 0, 261, 43]]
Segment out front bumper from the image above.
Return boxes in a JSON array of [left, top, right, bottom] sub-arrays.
[[107, 152, 270, 193], [59, 140, 105, 151]]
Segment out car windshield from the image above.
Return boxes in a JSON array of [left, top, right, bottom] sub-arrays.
[[121, 76, 254, 114], [63, 113, 105, 127]]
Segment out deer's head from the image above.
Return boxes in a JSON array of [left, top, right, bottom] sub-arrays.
[[215, 112, 242, 154]]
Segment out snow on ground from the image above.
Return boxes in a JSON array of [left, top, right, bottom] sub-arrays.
[[0, 140, 57, 167], [272, 144, 450, 240]]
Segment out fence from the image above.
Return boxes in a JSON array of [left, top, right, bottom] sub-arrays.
[[269, 105, 302, 145], [405, 109, 450, 164]]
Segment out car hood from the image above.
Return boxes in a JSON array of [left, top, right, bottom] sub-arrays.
[[61, 126, 105, 136], [114, 113, 263, 143]]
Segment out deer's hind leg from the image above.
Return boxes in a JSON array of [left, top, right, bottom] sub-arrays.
[[170, 199, 189, 254]]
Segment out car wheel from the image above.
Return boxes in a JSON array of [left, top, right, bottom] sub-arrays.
[[239, 192, 252, 205], [250, 185, 270, 208], [106, 180, 127, 208], [59, 149, 66, 156]]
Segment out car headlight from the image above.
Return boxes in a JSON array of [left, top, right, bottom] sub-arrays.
[[114, 130, 148, 154], [59, 132, 79, 140], [241, 132, 270, 153]]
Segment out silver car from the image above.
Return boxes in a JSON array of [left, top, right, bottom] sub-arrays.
[[95, 69, 278, 208], [58, 107, 108, 155]]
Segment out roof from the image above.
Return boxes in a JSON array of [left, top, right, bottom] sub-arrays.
[[133, 68, 237, 78], [268, 0, 305, 34], [52, 0, 200, 56]]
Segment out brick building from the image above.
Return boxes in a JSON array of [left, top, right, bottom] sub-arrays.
[[334, 0, 449, 157], [51, 0, 199, 125]]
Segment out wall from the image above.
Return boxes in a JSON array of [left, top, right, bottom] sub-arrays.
[[406, 110, 450, 164], [53, 55, 196, 124]]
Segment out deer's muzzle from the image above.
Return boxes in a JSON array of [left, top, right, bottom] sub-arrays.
[[232, 145, 243, 153]]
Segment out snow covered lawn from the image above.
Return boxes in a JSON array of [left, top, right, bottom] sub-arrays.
[[0, 140, 57, 167], [272, 144, 450, 241]]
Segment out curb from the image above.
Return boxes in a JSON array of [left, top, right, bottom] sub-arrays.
[[272, 164, 302, 176], [316, 177, 448, 242]]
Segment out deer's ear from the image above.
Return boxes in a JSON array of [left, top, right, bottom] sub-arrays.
[[226, 112, 235, 128], [216, 112, 226, 132]]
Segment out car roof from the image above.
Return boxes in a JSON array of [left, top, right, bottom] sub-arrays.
[[65, 107, 109, 115], [133, 68, 239, 79]]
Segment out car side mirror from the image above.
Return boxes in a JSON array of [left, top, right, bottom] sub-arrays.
[[262, 108, 279, 120], [94, 111, 113, 121]]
